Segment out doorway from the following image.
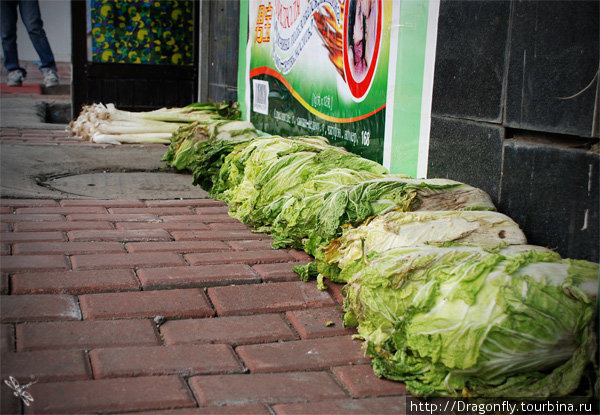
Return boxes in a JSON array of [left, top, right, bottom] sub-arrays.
[[71, 0, 199, 117]]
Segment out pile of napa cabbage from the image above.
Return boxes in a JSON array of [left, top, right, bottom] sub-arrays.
[[162, 132, 598, 399]]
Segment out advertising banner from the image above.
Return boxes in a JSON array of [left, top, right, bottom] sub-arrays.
[[244, 0, 392, 163], [239, 0, 439, 176]]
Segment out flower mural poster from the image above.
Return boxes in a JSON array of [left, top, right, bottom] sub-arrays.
[[90, 0, 194, 66]]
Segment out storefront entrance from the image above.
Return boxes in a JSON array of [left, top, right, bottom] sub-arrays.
[[71, 0, 199, 116]]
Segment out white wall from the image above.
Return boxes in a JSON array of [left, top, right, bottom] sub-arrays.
[[11, 0, 71, 63]]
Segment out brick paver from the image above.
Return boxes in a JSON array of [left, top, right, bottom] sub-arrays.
[[145, 199, 226, 208], [66, 213, 159, 222], [251, 262, 306, 282], [0, 213, 65, 222], [59, 199, 145, 208], [193, 206, 231, 215], [272, 396, 406, 414], [13, 241, 125, 255], [332, 365, 407, 397], [0, 231, 66, 243], [116, 221, 210, 231], [125, 240, 229, 253], [0, 194, 408, 414], [172, 229, 267, 240], [286, 306, 355, 339], [327, 281, 346, 304], [208, 221, 252, 230], [1, 349, 91, 382], [108, 207, 194, 215], [236, 336, 369, 373], [226, 239, 275, 250], [11, 269, 139, 294], [162, 314, 296, 346], [1, 294, 81, 322], [17, 319, 160, 351], [0, 254, 68, 272], [24, 376, 196, 414], [14, 221, 114, 232], [189, 372, 347, 406], [186, 249, 294, 266], [1, 200, 58, 207], [67, 228, 171, 241], [132, 404, 272, 414], [0, 273, 8, 294], [71, 251, 185, 269], [14, 206, 107, 214], [79, 288, 214, 319], [89, 344, 243, 378], [1, 324, 14, 352], [287, 249, 313, 262], [208, 281, 334, 315], [137, 264, 259, 289], [161, 214, 234, 223], [1, 382, 20, 415]]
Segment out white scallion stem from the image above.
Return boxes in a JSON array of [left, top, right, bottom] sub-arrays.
[[94, 120, 183, 135], [92, 132, 172, 145]]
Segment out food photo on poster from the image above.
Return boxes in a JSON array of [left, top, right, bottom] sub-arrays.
[[244, 0, 389, 163]]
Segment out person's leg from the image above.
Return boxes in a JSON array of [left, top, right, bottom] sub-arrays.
[[1, 0, 24, 74], [18, 0, 56, 70]]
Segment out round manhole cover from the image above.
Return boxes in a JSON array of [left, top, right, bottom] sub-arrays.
[[43, 172, 209, 199]]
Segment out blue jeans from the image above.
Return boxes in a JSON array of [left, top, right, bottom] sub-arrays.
[[1, 0, 56, 75]]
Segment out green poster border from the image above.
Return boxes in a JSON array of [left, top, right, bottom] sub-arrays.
[[237, 0, 249, 120], [388, 0, 429, 176]]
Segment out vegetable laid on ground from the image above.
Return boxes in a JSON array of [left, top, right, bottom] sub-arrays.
[[211, 136, 496, 256], [69, 101, 241, 145], [316, 210, 528, 283], [152, 115, 598, 400], [342, 244, 598, 398]]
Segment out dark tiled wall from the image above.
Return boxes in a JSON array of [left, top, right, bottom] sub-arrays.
[[504, 1, 599, 137], [431, 1, 510, 123], [500, 141, 599, 261], [428, 0, 599, 262], [428, 117, 503, 204]]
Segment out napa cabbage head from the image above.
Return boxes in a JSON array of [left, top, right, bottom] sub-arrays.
[[162, 101, 247, 172], [319, 210, 527, 283], [213, 135, 388, 228], [162, 118, 258, 187], [342, 245, 598, 398], [302, 177, 496, 257]]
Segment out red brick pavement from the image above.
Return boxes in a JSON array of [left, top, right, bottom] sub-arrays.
[[0, 197, 409, 414], [0, 125, 408, 414]]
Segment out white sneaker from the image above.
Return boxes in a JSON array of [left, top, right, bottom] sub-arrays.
[[7, 70, 23, 87], [41, 68, 59, 87]]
